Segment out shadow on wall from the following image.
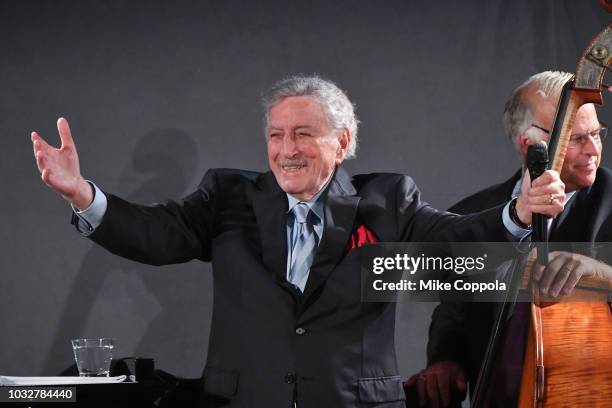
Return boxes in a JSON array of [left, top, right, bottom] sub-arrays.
[[44, 128, 206, 375]]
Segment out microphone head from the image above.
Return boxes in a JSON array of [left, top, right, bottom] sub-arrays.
[[526, 141, 549, 180], [527, 141, 548, 165]]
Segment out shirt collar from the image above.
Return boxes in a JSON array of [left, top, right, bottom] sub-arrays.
[[286, 181, 330, 226]]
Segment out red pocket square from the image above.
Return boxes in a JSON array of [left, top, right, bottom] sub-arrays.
[[346, 225, 378, 251]]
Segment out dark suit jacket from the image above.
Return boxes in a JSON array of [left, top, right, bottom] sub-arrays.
[[426, 166, 612, 398], [85, 166, 508, 408]]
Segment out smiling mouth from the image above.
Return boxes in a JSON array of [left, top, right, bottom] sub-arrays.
[[577, 161, 596, 169], [280, 163, 307, 172]]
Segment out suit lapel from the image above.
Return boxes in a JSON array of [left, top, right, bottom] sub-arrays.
[[583, 169, 612, 241], [251, 172, 289, 283], [551, 170, 609, 242], [303, 167, 360, 301]]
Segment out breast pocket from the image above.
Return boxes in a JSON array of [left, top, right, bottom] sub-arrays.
[[358, 375, 405, 404]]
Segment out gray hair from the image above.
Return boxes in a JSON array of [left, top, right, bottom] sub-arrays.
[[503, 70, 573, 152], [262, 75, 360, 159]]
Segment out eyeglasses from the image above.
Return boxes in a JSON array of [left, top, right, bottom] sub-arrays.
[[530, 123, 608, 149]]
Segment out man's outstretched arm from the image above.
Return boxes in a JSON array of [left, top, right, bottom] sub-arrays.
[[32, 117, 214, 265]]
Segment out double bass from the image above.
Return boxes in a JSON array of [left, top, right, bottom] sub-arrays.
[[472, 23, 612, 408], [517, 24, 612, 408]]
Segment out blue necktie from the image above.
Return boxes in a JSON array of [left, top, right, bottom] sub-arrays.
[[289, 202, 318, 291]]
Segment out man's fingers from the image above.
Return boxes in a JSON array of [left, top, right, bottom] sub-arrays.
[[426, 374, 440, 408], [528, 187, 566, 203], [526, 205, 564, 218], [530, 170, 563, 188], [533, 263, 545, 281], [517, 170, 566, 222], [403, 374, 419, 389], [520, 170, 531, 194], [437, 373, 451, 408], [455, 373, 467, 392], [31, 131, 53, 155], [530, 170, 553, 187], [417, 375, 428, 408], [57, 117, 75, 149], [41, 168, 53, 185], [528, 176, 565, 198], [539, 255, 567, 295], [34, 147, 58, 174], [35, 151, 46, 173], [560, 264, 583, 295], [529, 171, 565, 204], [31, 132, 40, 156], [532, 192, 566, 205], [549, 261, 574, 297]]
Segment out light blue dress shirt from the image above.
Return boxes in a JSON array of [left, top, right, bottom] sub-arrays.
[[71, 182, 107, 236], [285, 190, 326, 291]]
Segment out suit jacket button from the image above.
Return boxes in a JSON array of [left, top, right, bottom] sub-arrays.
[[295, 327, 306, 335], [284, 373, 296, 384]]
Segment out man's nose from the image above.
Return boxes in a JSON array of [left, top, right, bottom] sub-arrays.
[[582, 134, 601, 155], [281, 134, 299, 156]]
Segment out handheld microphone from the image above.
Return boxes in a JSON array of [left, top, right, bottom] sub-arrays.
[[526, 142, 549, 264], [526, 142, 548, 181]]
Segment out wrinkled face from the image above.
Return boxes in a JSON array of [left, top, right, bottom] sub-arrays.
[[267, 96, 349, 201], [520, 94, 602, 192], [560, 104, 602, 191]]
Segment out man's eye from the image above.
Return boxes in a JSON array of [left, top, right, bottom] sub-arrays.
[[297, 132, 311, 137], [569, 135, 584, 144], [269, 133, 282, 139]]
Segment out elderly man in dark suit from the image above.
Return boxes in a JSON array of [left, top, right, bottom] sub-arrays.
[[409, 71, 612, 408], [31, 75, 565, 407]]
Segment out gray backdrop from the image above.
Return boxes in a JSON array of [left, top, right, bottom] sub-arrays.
[[1, 0, 610, 389]]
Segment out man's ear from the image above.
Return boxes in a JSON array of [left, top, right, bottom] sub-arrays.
[[335, 129, 350, 163], [517, 132, 532, 158]]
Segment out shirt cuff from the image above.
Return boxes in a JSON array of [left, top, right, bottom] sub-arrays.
[[502, 201, 532, 242], [71, 181, 107, 236]]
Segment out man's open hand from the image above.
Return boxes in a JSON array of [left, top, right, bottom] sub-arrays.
[[32, 117, 92, 209]]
